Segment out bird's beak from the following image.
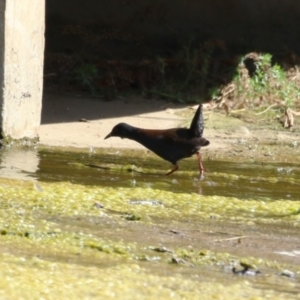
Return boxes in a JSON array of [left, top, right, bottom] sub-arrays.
[[104, 132, 112, 139]]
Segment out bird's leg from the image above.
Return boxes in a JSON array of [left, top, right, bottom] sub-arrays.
[[166, 164, 178, 176], [196, 152, 206, 179]]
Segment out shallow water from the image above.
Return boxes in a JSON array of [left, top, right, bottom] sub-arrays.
[[15, 147, 300, 200], [0, 146, 299, 299]]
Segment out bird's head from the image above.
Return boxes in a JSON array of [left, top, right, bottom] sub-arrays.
[[104, 123, 132, 139]]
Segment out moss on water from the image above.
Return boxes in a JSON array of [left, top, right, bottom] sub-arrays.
[[0, 253, 297, 300], [0, 178, 299, 226], [0, 177, 299, 299], [0, 147, 300, 299]]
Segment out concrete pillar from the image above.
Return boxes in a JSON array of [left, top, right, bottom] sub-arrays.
[[0, 0, 45, 141]]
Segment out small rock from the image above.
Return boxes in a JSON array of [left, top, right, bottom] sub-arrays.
[[280, 269, 295, 278], [150, 246, 173, 253], [123, 213, 141, 221], [94, 202, 104, 209], [232, 262, 261, 276], [235, 126, 251, 136], [78, 118, 90, 122], [171, 256, 194, 267]]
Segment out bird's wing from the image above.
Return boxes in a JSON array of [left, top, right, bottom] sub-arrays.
[[189, 104, 204, 137]]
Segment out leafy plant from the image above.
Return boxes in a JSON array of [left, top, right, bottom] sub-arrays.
[[74, 63, 98, 95], [270, 64, 300, 107], [151, 38, 224, 103], [233, 53, 300, 109]]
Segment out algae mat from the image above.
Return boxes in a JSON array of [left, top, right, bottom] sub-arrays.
[[0, 154, 299, 300]]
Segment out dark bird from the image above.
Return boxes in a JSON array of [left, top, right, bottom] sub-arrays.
[[105, 104, 210, 179]]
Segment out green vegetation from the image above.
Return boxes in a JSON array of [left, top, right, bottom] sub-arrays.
[[44, 25, 300, 118], [233, 53, 300, 109], [0, 168, 299, 298], [74, 62, 98, 96], [0, 145, 300, 298], [149, 38, 219, 103]]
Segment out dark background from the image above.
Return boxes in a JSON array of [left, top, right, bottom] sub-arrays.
[[46, 0, 300, 55], [44, 0, 300, 99]]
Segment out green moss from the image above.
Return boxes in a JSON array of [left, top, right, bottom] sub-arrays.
[[0, 135, 39, 147], [0, 154, 299, 298], [0, 252, 296, 300]]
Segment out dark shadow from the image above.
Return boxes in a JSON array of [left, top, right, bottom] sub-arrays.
[[43, 0, 300, 125], [41, 93, 187, 124]]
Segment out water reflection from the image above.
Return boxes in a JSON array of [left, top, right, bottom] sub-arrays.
[[0, 148, 39, 180], [1, 147, 300, 201], [36, 149, 300, 201]]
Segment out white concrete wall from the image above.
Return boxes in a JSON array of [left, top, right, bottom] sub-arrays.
[[0, 0, 45, 140]]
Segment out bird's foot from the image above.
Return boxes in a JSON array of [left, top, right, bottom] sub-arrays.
[[166, 164, 179, 176], [198, 167, 209, 180], [199, 170, 205, 180]]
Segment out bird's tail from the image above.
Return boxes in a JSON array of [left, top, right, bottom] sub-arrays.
[[189, 104, 204, 137]]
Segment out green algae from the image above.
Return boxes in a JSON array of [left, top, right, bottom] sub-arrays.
[[0, 177, 299, 298], [0, 178, 299, 226], [0, 147, 300, 299], [0, 253, 297, 300]]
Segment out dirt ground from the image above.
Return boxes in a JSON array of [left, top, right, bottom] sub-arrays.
[[39, 93, 206, 149], [39, 93, 300, 163]]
